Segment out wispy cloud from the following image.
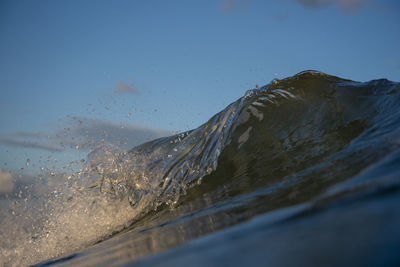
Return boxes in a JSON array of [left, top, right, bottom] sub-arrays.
[[0, 137, 61, 152], [65, 116, 171, 149], [114, 82, 138, 94], [221, 0, 235, 12], [220, 0, 252, 13], [0, 117, 171, 152], [296, 0, 366, 13], [13, 131, 49, 139], [221, 0, 368, 15], [265, 11, 289, 22]]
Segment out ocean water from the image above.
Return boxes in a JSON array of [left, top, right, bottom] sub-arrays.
[[1, 71, 400, 266]]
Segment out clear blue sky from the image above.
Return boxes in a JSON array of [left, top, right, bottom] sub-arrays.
[[1, 0, 399, 173]]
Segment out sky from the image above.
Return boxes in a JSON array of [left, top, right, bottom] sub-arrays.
[[0, 0, 399, 175]]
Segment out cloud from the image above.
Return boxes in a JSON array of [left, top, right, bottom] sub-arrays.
[[0, 131, 61, 152], [220, 0, 252, 13], [0, 117, 171, 152], [13, 131, 49, 139], [114, 82, 138, 94], [265, 11, 289, 22], [296, 0, 330, 8], [221, 0, 387, 15], [0, 137, 61, 152], [221, 0, 235, 12], [0, 169, 14, 194], [296, 0, 366, 13], [65, 116, 171, 149]]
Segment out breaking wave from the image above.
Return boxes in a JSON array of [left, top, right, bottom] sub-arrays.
[[1, 71, 399, 266]]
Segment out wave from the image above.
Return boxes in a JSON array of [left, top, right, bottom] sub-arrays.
[[95, 70, 400, 211], [1, 71, 399, 266]]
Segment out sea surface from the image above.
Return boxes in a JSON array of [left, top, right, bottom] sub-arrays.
[[1, 71, 400, 266]]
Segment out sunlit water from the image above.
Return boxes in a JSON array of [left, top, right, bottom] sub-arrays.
[[1, 71, 400, 266]]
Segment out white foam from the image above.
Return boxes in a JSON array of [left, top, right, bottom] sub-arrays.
[[0, 146, 149, 266]]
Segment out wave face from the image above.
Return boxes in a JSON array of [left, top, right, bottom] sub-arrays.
[[2, 71, 400, 266]]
